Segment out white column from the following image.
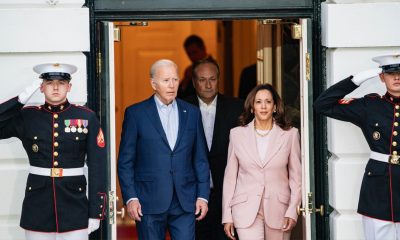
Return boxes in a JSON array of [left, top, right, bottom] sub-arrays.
[[0, 1, 89, 239], [322, 1, 400, 239]]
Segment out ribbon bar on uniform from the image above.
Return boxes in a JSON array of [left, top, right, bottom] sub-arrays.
[[30, 166, 85, 177]]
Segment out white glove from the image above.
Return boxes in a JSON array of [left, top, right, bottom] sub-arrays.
[[352, 68, 382, 86], [88, 218, 100, 234], [18, 79, 42, 104]]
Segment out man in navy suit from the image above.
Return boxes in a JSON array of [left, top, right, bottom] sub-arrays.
[[118, 59, 210, 239]]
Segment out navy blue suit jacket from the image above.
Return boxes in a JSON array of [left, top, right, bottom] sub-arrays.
[[118, 96, 210, 214]]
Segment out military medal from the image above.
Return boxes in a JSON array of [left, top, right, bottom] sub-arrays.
[[77, 119, 83, 133], [32, 144, 39, 152], [83, 120, 88, 134], [373, 131, 381, 140], [71, 119, 77, 133], [64, 119, 71, 133]]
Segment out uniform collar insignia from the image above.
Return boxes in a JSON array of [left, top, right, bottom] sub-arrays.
[[384, 92, 400, 104], [43, 100, 70, 113]]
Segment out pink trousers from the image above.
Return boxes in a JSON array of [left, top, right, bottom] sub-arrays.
[[236, 199, 291, 240]]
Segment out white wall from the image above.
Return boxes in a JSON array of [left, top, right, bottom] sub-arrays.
[[322, 2, 400, 239], [0, 8, 89, 52], [0, 1, 88, 239]]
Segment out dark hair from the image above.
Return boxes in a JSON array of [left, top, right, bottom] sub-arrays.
[[192, 58, 220, 80], [184, 35, 205, 50], [238, 84, 291, 130]]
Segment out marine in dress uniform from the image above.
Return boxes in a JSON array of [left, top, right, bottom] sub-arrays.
[[314, 54, 400, 239], [0, 63, 107, 240]]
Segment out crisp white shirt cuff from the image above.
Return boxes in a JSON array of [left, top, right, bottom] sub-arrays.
[[197, 197, 208, 203], [126, 198, 138, 205]]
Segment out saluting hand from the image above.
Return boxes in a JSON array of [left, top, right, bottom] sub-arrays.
[[195, 199, 208, 221], [127, 200, 143, 222], [18, 79, 42, 104], [352, 68, 382, 86], [282, 217, 297, 232]]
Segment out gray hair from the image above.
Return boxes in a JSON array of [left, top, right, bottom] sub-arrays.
[[150, 59, 178, 79]]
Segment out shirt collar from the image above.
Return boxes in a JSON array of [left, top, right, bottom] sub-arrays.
[[154, 95, 177, 110], [198, 95, 218, 108]]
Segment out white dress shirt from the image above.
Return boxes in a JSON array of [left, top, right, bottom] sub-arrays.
[[198, 96, 217, 150], [198, 95, 217, 189], [154, 95, 179, 150]]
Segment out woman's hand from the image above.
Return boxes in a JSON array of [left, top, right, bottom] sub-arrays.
[[223, 222, 236, 240], [282, 217, 297, 232]]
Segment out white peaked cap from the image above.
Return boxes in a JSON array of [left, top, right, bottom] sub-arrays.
[[33, 63, 78, 80]]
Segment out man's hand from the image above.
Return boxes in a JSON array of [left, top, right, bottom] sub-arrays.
[[87, 218, 100, 234], [127, 199, 143, 221], [282, 217, 297, 232], [223, 222, 236, 240], [352, 68, 382, 86], [195, 199, 208, 221]]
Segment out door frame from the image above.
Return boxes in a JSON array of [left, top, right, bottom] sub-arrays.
[[87, 1, 328, 239]]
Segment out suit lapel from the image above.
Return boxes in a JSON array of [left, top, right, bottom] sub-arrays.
[[174, 99, 188, 151], [261, 123, 285, 167], [144, 96, 170, 148]]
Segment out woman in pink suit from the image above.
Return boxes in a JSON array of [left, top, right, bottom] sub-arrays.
[[222, 84, 301, 240]]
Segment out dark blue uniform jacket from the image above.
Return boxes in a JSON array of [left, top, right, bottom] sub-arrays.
[[314, 76, 400, 222], [0, 97, 107, 232]]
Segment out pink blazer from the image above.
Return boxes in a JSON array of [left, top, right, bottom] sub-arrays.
[[222, 120, 301, 229]]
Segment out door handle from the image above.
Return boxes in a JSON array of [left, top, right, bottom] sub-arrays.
[[117, 207, 125, 219], [314, 205, 324, 216], [296, 204, 324, 216], [298, 192, 324, 216], [116, 196, 125, 219], [296, 205, 306, 215]]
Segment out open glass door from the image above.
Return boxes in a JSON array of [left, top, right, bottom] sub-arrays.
[[99, 17, 318, 239], [257, 18, 317, 239], [298, 18, 318, 240], [98, 21, 117, 240]]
